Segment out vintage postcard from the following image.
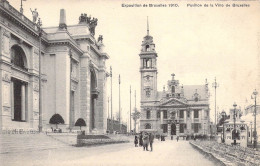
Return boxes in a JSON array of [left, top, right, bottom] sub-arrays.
[[0, 0, 260, 165]]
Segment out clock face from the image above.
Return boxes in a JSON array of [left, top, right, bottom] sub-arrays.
[[144, 75, 152, 82]]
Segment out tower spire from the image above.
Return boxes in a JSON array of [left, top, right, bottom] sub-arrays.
[[147, 16, 149, 36]]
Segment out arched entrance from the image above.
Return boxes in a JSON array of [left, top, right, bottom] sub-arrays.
[[90, 69, 98, 130], [11, 45, 28, 122], [171, 123, 176, 135]]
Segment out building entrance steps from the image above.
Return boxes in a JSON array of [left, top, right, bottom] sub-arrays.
[[0, 133, 70, 154]]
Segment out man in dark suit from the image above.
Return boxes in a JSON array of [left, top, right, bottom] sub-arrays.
[[149, 133, 155, 151]]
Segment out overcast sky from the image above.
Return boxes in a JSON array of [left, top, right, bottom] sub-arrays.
[[11, 0, 260, 126]]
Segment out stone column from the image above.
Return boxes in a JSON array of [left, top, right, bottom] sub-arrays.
[[168, 123, 171, 136], [191, 110, 194, 123], [11, 81, 14, 120], [176, 123, 180, 136], [93, 98, 96, 129], [160, 111, 163, 124], [21, 84, 26, 121], [184, 110, 186, 123]]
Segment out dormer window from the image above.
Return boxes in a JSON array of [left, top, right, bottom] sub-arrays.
[[171, 86, 175, 93]]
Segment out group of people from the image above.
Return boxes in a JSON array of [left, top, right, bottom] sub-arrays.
[[134, 132, 154, 151]]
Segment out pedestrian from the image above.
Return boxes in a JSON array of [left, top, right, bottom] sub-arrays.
[[149, 133, 154, 152], [134, 135, 138, 147], [177, 136, 179, 142], [139, 132, 143, 147], [142, 132, 149, 151]]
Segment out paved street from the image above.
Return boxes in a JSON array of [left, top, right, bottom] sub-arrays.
[[0, 138, 216, 166]]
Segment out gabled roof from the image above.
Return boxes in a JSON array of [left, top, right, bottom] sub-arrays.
[[159, 98, 187, 107], [183, 85, 207, 100]]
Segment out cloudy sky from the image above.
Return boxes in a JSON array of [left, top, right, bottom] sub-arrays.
[[11, 0, 260, 127]]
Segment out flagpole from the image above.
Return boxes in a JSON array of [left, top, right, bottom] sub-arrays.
[[130, 86, 132, 133], [119, 74, 121, 133]]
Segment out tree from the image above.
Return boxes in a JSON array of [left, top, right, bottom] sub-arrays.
[[49, 114, 65, 129], [131, 108, 141, 133], [217, 115, 230, 127], [75, 118, 86, 130]]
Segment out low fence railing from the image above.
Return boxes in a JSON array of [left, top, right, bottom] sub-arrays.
[[190, 140, 260, 166]]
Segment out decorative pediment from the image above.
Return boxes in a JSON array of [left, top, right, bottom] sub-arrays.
[[159, 98, 187, 107]]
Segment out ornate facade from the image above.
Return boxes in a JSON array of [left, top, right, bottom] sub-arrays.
[[0, 0, 109, 134], [139, 24, 210, 137]]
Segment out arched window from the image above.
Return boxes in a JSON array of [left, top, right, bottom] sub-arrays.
[[172, 86, 175, 94], [11, 45, 27, 70], [145, 123, 151, 129], [146, 45, 150, 51]]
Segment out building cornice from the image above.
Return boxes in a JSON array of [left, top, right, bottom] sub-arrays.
[[48, 39, 83, 55], [0, 1, 48, 43]]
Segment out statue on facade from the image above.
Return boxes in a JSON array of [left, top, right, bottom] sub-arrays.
[[30, 8, 38, 23], [98, 35, 103, 43], [78, 13, 98, 36], [89, 18, 98, 36], [79, 13, 86, 23]]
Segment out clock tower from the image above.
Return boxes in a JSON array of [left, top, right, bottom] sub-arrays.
[[140, 18, 158, 104]]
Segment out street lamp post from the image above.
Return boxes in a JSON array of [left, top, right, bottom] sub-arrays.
[[119, 74, 121, 133], [130, 86, 131, 133], [252, 89, 258, 149], [221, 111, 226, 143], [20, 0, 26, 14], [110, 66, 113, 133], [233, 102, 237, 145], [212, 77, 219, 125], [37, 18, 43, 132], [250, 121, 253, 144]]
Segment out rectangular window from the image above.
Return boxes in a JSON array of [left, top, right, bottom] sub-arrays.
[[194, 110, 199, 118], [163, 110, 167, 119], [146, 110, 151, 119], [12, 78, 27, 122], [193, 123, 201, 133], [179, 110, 184, 118], [157, 111, 160, 119]]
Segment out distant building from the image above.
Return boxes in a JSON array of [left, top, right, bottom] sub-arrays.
[[223, 108, 248, 147], [107, 119, 127, 134], [242, 104, 260, 144], [139, 23, 210, 137], [244, 104, 260, 115], [0, 0, 109, 134]]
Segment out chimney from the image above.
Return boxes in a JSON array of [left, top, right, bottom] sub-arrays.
[[59, 9, 67, 30]]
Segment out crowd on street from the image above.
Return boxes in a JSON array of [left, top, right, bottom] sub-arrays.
[[133, 132, 181, 151]]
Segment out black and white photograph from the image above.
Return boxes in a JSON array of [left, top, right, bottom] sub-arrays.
[[0, 0, 260, 165]]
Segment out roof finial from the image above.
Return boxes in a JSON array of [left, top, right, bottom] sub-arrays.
[[147, 16, 149, 36]]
